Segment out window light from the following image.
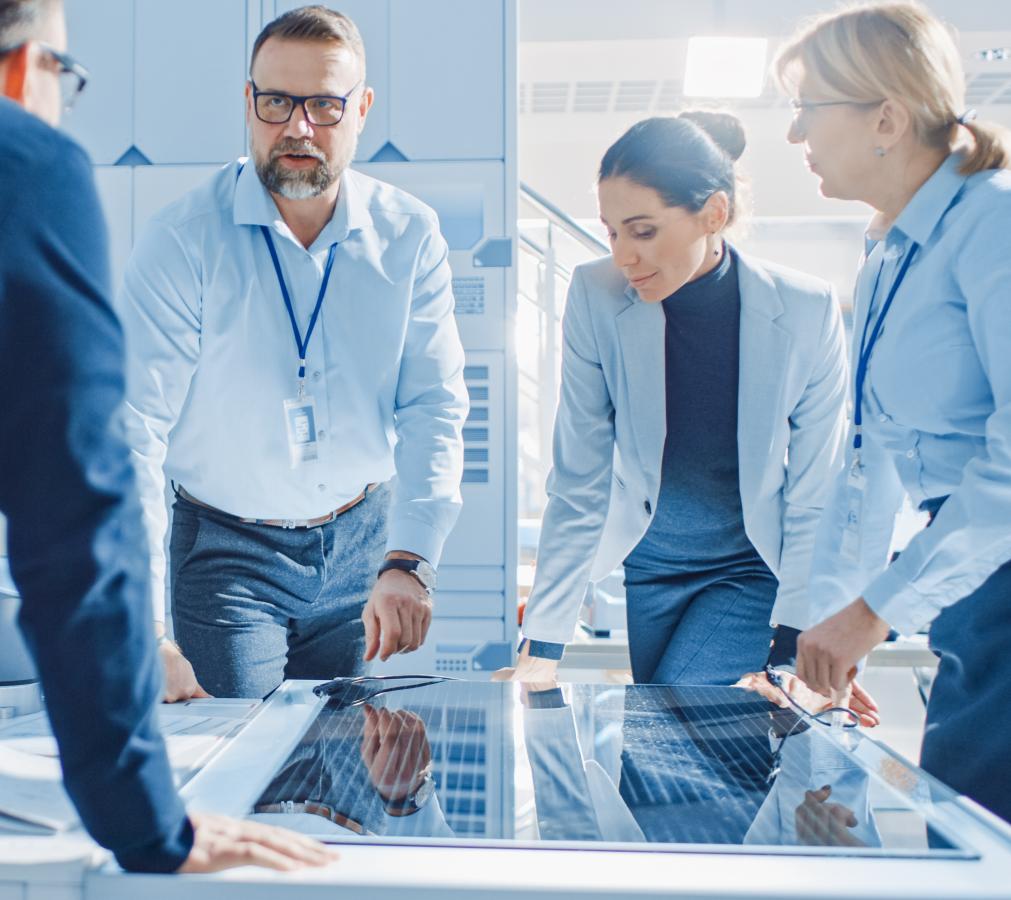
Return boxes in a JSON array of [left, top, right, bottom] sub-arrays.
[[683, 37, 768, 98]]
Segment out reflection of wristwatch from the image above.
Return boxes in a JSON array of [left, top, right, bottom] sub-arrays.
[[382, 769, 436, 816], [377, 558, 437, 594]]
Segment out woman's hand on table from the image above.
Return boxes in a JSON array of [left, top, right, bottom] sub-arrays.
[[734, 669, 881, 728]]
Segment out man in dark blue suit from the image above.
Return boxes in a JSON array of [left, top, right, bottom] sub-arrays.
[[0, 0, 335, 874]]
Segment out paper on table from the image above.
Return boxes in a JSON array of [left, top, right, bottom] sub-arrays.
[[0, 745, 78, 831], [0, 699, 262, 832]]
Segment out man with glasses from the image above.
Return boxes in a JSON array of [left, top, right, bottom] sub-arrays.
[[0, 0, 336, 875], [120, 5, 467, 701]]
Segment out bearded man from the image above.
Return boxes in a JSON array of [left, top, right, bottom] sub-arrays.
[[119, 4, 468, 701]]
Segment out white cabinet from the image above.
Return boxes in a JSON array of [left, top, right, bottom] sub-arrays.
[[388, 0, 504, 161], [133, 1, 248, 164]]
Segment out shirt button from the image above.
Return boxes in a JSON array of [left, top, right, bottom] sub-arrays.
[[906, 449, 917, 459], [313, 371, 322, 382], [878, 414, 888, 423], [318, 484, 326, 492], [644, 500, 652, 515]]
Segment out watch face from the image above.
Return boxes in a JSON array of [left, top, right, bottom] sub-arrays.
[[414, 774, 436, 808], [414, 560, 437, 591]]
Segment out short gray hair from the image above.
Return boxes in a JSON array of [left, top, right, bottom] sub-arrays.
[[251, 5, 366, 81], [0, 0, 60, 50]]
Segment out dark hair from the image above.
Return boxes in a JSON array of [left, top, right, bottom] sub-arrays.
[[0, 0, 59, 49], [598, 111, 746, 224], [251, 5, 366, 80]]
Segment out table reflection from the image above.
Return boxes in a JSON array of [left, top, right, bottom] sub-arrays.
[[247, 681, 958, 855]]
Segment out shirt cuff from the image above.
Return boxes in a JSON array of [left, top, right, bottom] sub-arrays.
[[385, 517, 445, 569], [113, 814, 194, 873], [862, 564, 942, 636], [518, 637, 565, 661], [766, 625, 800, 669]]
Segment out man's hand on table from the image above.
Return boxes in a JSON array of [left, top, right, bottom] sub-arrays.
[[177, 812, 339, 873], [156, 627, 212, 703], [363, 552, 433, 662], [492, 641, 560, 683]]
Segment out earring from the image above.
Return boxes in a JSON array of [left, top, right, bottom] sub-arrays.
[[874, 146, 887, 157]]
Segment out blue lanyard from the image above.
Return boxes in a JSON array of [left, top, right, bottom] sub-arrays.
[[260, 225, 338, 385], [852, 241, 918, 454]]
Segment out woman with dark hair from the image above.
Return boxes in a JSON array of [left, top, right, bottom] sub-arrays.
[[499, 112, 874, 711]]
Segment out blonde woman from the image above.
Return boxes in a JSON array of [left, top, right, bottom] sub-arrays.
[[777, 2, 1011, 822]]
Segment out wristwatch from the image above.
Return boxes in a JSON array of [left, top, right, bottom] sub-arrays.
[[383, 768, 436, 816], [377, 558, 437, 594]]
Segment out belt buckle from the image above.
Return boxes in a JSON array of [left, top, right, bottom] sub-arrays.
[[282, 518, 298, 530]]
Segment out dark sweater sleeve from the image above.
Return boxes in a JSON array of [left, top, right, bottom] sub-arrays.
[[0, 124, 193, 872]]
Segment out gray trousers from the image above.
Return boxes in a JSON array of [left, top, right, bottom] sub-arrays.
[[170, 483, 389, 698]]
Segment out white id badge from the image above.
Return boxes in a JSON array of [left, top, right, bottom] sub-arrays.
[[283, 395, 319, 468], [840, 463, 867, 562]]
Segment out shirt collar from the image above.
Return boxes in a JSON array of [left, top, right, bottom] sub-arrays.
[[232, 159, 369, 244], [886, 152, 967, 248]]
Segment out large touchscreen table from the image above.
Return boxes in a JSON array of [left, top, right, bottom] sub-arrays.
[[235, 680, 979, 858]]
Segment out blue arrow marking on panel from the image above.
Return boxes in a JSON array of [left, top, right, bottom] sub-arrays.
[[369, 141, 408, 162], [114, 145, 153, 166]]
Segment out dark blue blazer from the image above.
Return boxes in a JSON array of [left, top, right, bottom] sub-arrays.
[[0, 98, 192, 872]]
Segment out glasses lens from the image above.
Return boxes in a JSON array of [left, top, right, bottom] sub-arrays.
[[256, 93, 294, 123], [58, 69, 84, 110], [305, 96, 344, 126]]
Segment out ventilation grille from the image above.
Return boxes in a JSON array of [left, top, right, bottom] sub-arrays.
[[462, 365, 490, 484]]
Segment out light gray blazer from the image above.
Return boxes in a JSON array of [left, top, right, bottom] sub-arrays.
[[522, 249, 848, 646]]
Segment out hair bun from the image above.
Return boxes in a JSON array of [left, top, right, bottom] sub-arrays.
[[678, 109, 747, 162]]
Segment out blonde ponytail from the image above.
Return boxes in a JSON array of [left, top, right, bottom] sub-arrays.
[[959, 119, 1011, 175]]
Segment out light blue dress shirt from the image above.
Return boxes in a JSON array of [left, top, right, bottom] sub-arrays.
[[809, 152, 1011, 635], [119, 160, 468, 619]]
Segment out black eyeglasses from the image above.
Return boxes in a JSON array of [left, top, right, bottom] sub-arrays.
[[0, 41, 88, 111], [250, 79, 361, 126], [764, 665, 860, 730]]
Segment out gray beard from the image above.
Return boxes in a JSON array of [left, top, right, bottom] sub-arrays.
[[255, 150, 335, 199]]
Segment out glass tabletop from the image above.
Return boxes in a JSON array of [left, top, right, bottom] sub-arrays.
[[244, 680, 977, 858]]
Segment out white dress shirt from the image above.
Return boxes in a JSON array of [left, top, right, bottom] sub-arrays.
[[119, 160, 468, 619], [808, 153, 1011, 635]]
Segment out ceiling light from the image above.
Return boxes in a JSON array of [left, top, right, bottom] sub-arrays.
[[683, 37, 768, 98]]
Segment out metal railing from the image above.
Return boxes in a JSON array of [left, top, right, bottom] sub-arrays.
[[516, 183, 608, 523]]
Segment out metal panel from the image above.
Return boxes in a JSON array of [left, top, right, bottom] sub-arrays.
[[388, 0, 505, 160], [367, 616, 509, 679], [62, 0, 133, 164], [132, 166, 221, 240], [134, 0, 248, 164]]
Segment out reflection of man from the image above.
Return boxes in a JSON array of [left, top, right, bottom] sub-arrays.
[[0, 0, 332, 873], [120, 5, 468, 700], [252, 702, 451, 838]]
